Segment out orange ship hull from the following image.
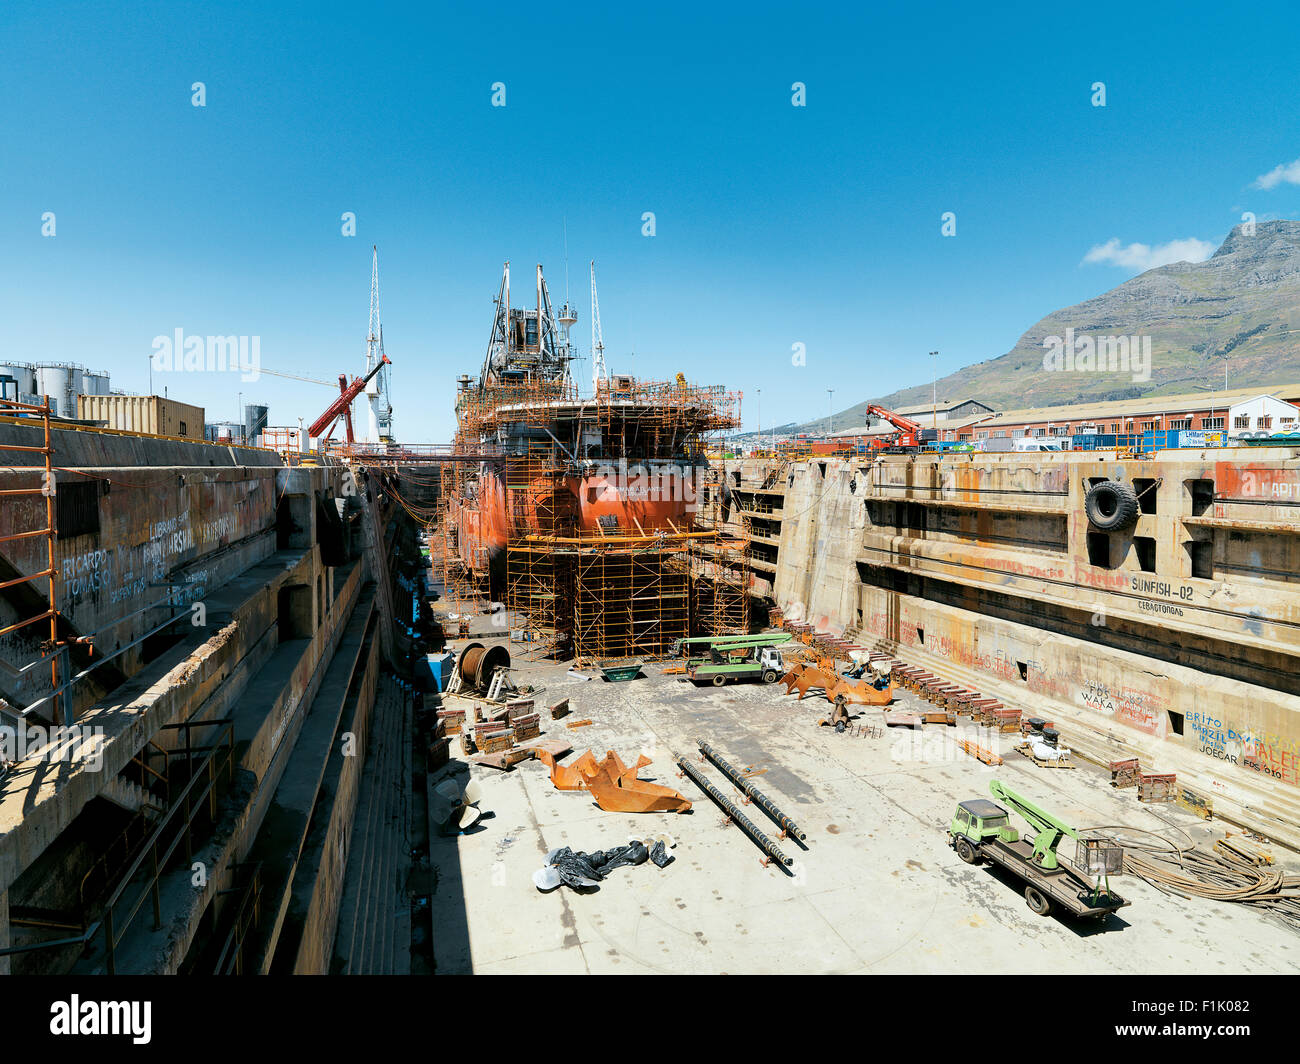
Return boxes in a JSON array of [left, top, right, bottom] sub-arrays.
[[454, 468, 698, 563]]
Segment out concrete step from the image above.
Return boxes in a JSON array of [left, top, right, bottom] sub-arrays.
[[99, 774, 166, 820]]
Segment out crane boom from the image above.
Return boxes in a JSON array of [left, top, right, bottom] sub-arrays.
[[863, 403, 924, 447], [257, 367, 336, 388], [309, 354, 391, 441], [989, 780, 1080, 869]]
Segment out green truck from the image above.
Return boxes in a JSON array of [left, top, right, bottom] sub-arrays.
[[684, 644, 786, 687], [670, 632, 793, 658], [948, 781, 1129, 919]]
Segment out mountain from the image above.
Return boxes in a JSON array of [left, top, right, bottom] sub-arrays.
[[776, 220, 1300, 436]]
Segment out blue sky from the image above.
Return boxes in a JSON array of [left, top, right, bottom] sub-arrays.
[[5, 1, 1300, 440]]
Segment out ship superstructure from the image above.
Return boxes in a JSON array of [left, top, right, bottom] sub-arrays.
[[440, 262, 748, 661]]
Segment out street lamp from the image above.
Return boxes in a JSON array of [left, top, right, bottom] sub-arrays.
[[929, 350, 939, 432], [827, 388, 835, 437]]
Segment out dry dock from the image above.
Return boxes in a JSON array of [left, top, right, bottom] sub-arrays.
[[427, 630, 1300, 974]]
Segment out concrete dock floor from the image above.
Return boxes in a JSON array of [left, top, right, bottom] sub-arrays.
[[428, 646, 1300, 975]]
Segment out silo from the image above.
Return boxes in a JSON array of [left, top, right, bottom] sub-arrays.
[[35, 363, 85, 417], [243, 403, 269, 446], [207, 421, 244, 444], [0, 361, 36, 396], [82, 369, 111, 396]]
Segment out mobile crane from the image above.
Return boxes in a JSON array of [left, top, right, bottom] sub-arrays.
[[862, 403, 925, 450], [947, 780, 1129, 919]]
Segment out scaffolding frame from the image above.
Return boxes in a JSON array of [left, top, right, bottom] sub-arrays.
[[504, 442, 570, 656], [438, 373, 747, 664], [573, 544, 691, 663], [0, 396, 66, 724]]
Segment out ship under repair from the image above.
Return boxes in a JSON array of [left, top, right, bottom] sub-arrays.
[[439, 262, 750, 662]]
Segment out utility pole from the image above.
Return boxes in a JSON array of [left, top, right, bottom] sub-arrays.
[[929, 350, 939, 433], [756, 388, 761, 452]]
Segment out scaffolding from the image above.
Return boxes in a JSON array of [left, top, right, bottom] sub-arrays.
[[573, 544, 691, 663], [437, 373, 747, 664], [504, 443, 570, 656], [0, 396, 67, 724]]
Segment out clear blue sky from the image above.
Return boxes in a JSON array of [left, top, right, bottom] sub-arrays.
[[4, 0, 1300, 440]]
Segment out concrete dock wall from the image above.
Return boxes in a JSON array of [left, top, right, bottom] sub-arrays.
[[759, 448, 1300, 841]]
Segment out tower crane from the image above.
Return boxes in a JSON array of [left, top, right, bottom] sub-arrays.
[[590, 260, 607, 392], [365, 246, 394, 442]]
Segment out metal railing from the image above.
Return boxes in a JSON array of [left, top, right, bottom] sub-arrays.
[[0, 717, 237, 972], [211, 862, 263, 974]]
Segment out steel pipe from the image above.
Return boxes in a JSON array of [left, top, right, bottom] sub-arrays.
[[697, 740, 807, 841], [677, 758, 791, 866]]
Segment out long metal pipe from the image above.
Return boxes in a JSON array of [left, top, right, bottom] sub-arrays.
[[697, 740, 807, 841], [677, 758, 791, 866]]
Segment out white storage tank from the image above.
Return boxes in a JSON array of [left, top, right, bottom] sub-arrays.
[[82, 369, 111, 396], [0, 362, 36, 397], [35, 363, 85, 416]]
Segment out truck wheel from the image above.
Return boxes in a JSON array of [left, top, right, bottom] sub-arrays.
[[1024, 885, 1053, 916], [955, 838, 979, 865], [1084, 480, 1138, 532], [761, 669, 778, 684], [712, 675, 728, 687]]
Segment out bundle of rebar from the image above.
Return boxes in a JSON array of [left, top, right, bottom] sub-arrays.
[[1086, 825, 1300, 930]]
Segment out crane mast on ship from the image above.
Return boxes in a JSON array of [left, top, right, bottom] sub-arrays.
[[480, 262, 573, 387]]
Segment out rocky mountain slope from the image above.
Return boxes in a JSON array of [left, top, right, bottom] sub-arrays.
[[779, 220, 1300, 435]]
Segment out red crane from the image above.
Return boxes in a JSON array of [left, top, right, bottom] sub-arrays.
[[309, 354, 391, 442], [862, 403, 924, 449]]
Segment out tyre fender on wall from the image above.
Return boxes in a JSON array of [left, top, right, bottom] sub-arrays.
[[1084, 479, 1139, 531]]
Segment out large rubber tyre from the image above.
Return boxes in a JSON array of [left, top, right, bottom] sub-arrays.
[[1024, 885, 1053, 916], [1084, 480, 1139, 531], [712, 675, 728, 688], [761, 669, 778, 684], [955, 838, 979, 864]]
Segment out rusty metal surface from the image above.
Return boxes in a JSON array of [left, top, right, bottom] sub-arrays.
[[827, 678, 895, 706], [536, 748, 599, 790], [780, 665, 836, 698], [580, 750, 692, 813], [1138, 772, 1177, 803]]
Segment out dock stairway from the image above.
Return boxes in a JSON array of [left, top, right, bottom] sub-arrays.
[[99, 775, 168, 821], [860, 633, 1300, 852]]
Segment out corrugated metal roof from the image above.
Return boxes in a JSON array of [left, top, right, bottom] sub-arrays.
[[986, 383, 1300, 425]]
